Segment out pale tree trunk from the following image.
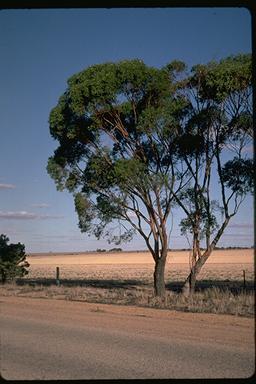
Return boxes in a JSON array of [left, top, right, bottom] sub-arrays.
[[183, 231, 202, 296], [182, 253, 209, 296], [182, 218, 230, 296], [148, 201, 169, 298]]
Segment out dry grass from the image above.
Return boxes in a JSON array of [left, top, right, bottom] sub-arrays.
[[0, 282, 254, 318], [1, 249, 254, 318]]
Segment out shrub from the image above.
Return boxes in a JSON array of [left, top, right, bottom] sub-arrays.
[[0, 234, 29, 283]]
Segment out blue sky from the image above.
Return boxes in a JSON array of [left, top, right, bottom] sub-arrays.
[[0, 7, 253, 253]]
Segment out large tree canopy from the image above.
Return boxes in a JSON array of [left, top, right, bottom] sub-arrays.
[[48, 59, 190, 296], [47, 55, 252, 297]]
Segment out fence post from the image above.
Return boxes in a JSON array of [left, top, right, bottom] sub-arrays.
[[243, 269, 246, 290], [56, 267, 60, 286]]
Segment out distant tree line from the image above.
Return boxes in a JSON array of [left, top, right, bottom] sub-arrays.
[[96, 247, 122, 252]]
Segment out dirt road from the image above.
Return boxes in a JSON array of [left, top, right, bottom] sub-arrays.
[[1, 296, 254, 379]]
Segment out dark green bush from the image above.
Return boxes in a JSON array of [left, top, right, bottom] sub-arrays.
[[0, 234, 29, 283]]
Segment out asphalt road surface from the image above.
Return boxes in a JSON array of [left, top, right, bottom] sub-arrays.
[[1, 296, 254, 380]]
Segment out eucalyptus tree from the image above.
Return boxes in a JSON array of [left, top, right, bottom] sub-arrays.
[[47, 60, 190, 297], [172, 54, 253, 295]]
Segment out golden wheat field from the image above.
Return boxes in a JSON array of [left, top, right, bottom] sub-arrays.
[[25, 249, 254, 283]]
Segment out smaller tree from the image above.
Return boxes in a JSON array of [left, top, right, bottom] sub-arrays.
[[172, 54, 253, 295], [0, 234, 29, 283]]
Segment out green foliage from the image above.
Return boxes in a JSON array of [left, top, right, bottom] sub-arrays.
[[175, 133, 205, 157], [190, 54, 251, 102], [228, 112, 253, 138], [106, 229, 136, 245], [0, 235, 29, 283], [175, 53, 252, 254], [222, 158, 254, 194], [47, 157, 68, 191], [178, 188, 219, 239], [74, 193, 95, 233], [48, 59, 186, 245], [47, 54, 252, 254]]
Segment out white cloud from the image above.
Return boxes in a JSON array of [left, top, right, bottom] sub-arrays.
[[31, 203, 50, 208], [222, 233, 253, 238], [31, 234, 68, 239], [228, 223, 253, 229], [0, 183, 16, 190], [38, 214, 65, 220], [0, 211, 64, 220], [31, 234, 85, 242]]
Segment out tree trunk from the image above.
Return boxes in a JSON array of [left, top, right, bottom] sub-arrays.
[[182, 253, 209, 296], [153, 255, 167, 297], [182, 218, 231, 296], [1, 270, 7, 284]]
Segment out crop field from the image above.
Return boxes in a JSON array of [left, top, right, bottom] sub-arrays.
[[24, 261, 254, 285], [25, 249, 254, 284], [1, 249, 254, 317]]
